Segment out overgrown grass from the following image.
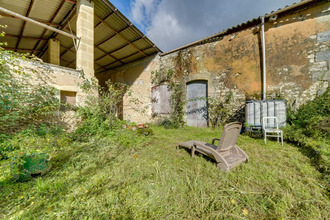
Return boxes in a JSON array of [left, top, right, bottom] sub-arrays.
[[284, 88, 329, 186], [0, 126, 329, 219]]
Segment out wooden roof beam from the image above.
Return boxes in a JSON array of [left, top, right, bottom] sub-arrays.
[[95, 11, 114, 29], [3, 47, 41, 52], [5, 34, 48, 42], [0, 13, 61, 27], [64, 59, 75, 67], [95, 25, 130, 47], [60, 44, 75, 56], [96, 45, 155, 74], [37, 3, 77, 58], [95, 36, 143, 62], [100, 0, 161, 52], [65, 0, 77, 4], [32, 0, 67, 55], [15, 0, 35, 52], [96, 46, 124, 65], [0, 6, 78, 40], [94, 15, 147, 57]]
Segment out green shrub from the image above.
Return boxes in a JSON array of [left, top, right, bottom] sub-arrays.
[[0, 32, 64, 166], [136, 128, 154, 136], [158, 118, 180, 129], [286, 88, 329, 140], [74, 79, 131, 140], [169, 80, 185, 128], [284, 88, 329, 192], [0, 48, 61, 134], [151, 69, 185, 128], [208, 91, 233, 128]]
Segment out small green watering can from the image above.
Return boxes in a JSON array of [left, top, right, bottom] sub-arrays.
[[12, 153, 51, 182]]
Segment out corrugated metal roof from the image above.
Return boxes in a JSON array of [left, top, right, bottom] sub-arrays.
[[161, 0, 321, 56], [23, 22, 45, 37], [0, 0, 161, 74]]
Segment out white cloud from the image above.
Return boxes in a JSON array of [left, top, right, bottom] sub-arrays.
[[129, 0, 298, 52], [130, 0, 160, 28], [146, 10, 189, 51]]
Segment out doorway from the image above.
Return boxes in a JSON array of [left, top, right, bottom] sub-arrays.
[[186, 80, 208, 127]]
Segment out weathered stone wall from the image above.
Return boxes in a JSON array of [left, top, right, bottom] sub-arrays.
[[6, 58, 91, 131], [97, 55, 159, 123], [264, 2, 330, 107], [99, 1, 330, 124], [17, 59, 88, 106]]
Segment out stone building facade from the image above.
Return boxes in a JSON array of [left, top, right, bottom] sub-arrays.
[[2, 0, 160, 110], [3, 0, 329, 126], [15, 59, 87, 105], [97, 0, 330, 125]]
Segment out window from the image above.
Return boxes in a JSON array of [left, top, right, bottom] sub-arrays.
[[60, 91, 76, 110]]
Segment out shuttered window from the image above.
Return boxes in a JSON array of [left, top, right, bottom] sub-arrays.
[[151, 85, 171, 114]]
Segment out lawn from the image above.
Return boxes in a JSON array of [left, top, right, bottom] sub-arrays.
[[0, 126, 329, 219]]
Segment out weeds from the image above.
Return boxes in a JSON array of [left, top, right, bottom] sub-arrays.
[[286, 87, 329, 140], [74, 79, 131, 140], [0, 35, 328, 219], [0, 126, 329, 219], [208, 91, 233, 128], [0, 47, 61, 134], [152, 69, 185, 129], [284, 88, 329, 192]]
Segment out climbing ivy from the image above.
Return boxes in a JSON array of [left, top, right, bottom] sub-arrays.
[[152, 69, 185, 128], [0, 26, 61, 134], [151, 69, 174, 85], [168, 78, 185, 128], [152, 68, 236, 128], [207, 91, 233, 128]]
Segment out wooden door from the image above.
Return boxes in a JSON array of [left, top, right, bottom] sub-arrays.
[[186, 80, 208, 127]]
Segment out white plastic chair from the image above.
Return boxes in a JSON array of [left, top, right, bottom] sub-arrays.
[[262, 116, 283, 145]]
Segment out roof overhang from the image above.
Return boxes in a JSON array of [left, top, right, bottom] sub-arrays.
[[0, 0, 161, 74]]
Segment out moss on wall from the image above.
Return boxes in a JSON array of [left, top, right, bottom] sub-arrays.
[[99, 1, 329, 123]]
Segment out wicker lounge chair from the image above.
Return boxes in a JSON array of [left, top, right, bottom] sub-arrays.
[[177, 122, 248, 172]]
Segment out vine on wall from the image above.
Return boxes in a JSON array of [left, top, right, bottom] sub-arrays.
[[0, 26, 62, 134], [207, 91, 233, 128], [151, 69, 238, 128], [151, 69, 185, 128]]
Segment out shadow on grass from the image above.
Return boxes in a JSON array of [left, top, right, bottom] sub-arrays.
[[177, 145, 219, 167], [244, 129, 329, 196], [284, 139, 329, 197]]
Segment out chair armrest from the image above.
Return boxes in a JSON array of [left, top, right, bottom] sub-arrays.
[[212, 138, 221, 145], [193, 142, 229, 167]]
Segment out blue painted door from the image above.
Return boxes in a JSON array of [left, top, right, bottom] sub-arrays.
[[186, 80, 208, 127]]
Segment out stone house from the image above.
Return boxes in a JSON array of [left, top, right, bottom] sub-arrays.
[[100, 0, 330, 125], [1, 0, 160, 106], [1, 0, 329, 126]]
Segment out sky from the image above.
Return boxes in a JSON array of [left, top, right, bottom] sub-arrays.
[[110, 0, 299, 52]]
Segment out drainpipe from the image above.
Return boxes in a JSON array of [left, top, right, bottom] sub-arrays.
[[261, 16, 266, 100]]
